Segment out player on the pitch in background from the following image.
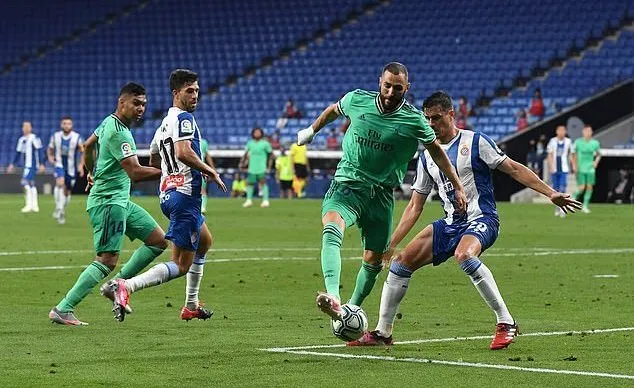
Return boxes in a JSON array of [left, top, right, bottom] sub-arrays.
[[240, 127, 274, 208], [103, 69, 227, 322], [47, 116, 84, 224], [199, 137, 216, 214], [296, 63, 467, 321], [547, 125, 573, 217], [348, 91, 581, 349], [7, 121, 46, 213], [49, 83, 168, 326], [571, 125, 601, 214]]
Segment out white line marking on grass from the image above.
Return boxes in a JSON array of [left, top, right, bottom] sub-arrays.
[[0, 247, 360, 256], [263, 327, 634, 352], [594, 274, 620, 278], [274, 350, 634, 380], [0, 265, 87, 272]]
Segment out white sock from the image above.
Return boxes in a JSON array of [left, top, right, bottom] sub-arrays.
[[125, 261, 180, 293], [461, 258, 513, 324], [376, 271, 411, 337], [54, 187, 64, 211], [24, 186, 31, 208], [30, 186, 38, 209], [185, 255, 206, 309]]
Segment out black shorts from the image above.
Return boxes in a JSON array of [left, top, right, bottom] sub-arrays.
[[294, 163, 308, 179], [280, 180, 293, 190]]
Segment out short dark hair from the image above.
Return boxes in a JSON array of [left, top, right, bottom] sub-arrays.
[[382, 62, 408, 79], [119, 82, 146, 97], [60, 116, 72, 121], [251, 127, 264, 138], [169, 69, 199, 91], [423, 91, 454, 112]]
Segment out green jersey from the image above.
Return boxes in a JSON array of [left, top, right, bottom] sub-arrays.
[[573, 138, 600, 173], [200, 139, 209, 160], [86, 114, 137, 210], [245, 139, 272, 174], [336, 89, 436, 188]]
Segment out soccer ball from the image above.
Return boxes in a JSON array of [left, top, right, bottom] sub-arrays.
[[331, 304, 368, 342]]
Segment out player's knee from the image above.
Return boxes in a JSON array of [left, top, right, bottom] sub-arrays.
[[454, 250, 472, 263], [96, 253, 118, 270], [362, 250, 382, 266]]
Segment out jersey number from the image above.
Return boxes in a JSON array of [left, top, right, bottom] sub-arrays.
[[160, 138, 179, 174], [468, 222, 488, 233]]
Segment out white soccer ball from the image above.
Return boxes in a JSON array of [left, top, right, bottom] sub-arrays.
[[331, 304, 368, 342]]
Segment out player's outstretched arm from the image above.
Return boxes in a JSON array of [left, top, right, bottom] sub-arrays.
[[389, 191, 428, 250], [175, 140, 227, 192], [120, 155, 161, 182], [425, 140, 467, 212], [82, 134, 98, 173], [497, 157, 582, 213], [297, 103, 341, 145]]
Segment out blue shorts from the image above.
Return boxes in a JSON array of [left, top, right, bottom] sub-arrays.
[[551, 172, 567, 193], [54, 167, 76, 190], [432, 216, 500, 266], [160, 190, 204, 251], [21, 168, 36, 186]]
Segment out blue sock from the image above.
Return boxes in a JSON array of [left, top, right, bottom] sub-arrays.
[[389, 261, 413, 278], [459, 257, 482, 276]]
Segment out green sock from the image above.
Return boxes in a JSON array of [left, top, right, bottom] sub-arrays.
[[261, 184, 269, 201], [115, 245, 165, 279], [349, 261, 383, 306], [201, 194, 208, 212], [583, 189, 592, 208], [246, 185, 254, 200], [572, 190, 581, 201], [321, 222, 343, 300], [56, 261, 111, 312]]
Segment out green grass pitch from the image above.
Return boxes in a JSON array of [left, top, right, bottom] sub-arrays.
[[0, 194, 632, 387]]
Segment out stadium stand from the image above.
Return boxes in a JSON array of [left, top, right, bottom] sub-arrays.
[[0, 0, 632, 166]]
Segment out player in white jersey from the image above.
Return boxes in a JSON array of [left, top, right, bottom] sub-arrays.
[[103, 69, 226, 322], [7, 121, 45, 213], [47, 116, 84, 224], [547, 126, 573, 217], [349, 91, 581, 350]]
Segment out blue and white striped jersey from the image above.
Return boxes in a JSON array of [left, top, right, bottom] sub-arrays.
[[15, 134, 43, 169], [48, 131, 83, 176], [413, 130, 506, 225]]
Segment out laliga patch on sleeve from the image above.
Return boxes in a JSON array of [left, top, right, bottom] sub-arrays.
[[180, 119, 193, 134], [121, 142, 134, 157]]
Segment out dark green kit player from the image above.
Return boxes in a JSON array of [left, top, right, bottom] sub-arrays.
[[49, 83, 168, 325], [571, 125, 601, 213], [240, 127, 273, 208], [296, 62, 467, 322]]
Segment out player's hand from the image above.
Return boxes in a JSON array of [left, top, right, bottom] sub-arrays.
[[550, 192, 582, 214], [205, 170, 227, 193], [7, 164, 14, 174], [38, 164, 46, 173], [453, 187, 468, 214], [297, 126, 315, 146], [85, 172, 94, 192], [381, 248, 395, 266]]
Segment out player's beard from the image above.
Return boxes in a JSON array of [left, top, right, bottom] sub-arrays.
[[381, 94, 403, 112]]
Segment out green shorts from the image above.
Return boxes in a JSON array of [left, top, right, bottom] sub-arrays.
[[321, 180, 394, 253], [576, 172, 596, 186], [247, 173, 267, 184], [88, 201, 159, 254]]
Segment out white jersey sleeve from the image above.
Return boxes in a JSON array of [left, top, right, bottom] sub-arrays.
[[478, 133, 507, 169], [149, 131, 160, 154], [173, 111, 195, 142], [546, 138, 556, 154], [411, 156, 434, 195], [34, 136, 43, 149], [16, 136, 26, 153], [48, 133, 55, 149]]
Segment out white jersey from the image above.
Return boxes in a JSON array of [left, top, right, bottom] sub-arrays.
[[48, 131, 83, 176], [16, 133, 43, 169], [546, 137, 573, 173], [412, 130, 506, 225], [150, 107, 203, 197]]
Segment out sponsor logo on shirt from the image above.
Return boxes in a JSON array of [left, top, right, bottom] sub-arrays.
[[353, 129, 394, 152], [161, 174, 185, 192]]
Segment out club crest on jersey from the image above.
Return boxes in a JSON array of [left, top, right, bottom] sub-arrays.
[[121, 142, 134, 157], [180, 119, 193, 134], [460, 144, 470, 156]]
